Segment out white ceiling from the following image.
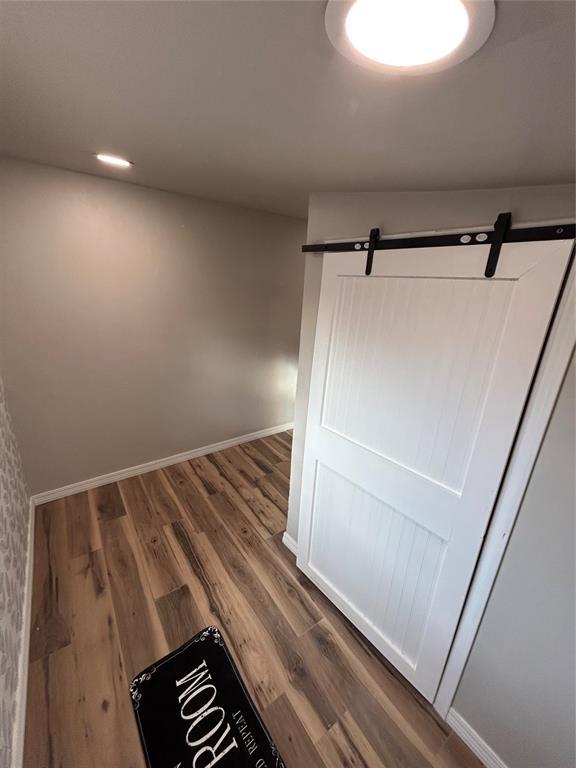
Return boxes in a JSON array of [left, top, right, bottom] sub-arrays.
[[1, 1, 574, 218]]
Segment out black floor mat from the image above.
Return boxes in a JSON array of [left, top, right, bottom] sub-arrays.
[[130, 626, 285, 767]]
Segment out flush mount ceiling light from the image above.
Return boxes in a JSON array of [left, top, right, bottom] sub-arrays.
[[95, 153, 132, 168], [325, 0, 495, 75]]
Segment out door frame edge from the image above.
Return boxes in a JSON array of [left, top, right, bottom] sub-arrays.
[[433, 247, 576, 718]]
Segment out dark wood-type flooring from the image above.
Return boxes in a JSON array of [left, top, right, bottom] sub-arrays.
[[24, 430, 483, 767]]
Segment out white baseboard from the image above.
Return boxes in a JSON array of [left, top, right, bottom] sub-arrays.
[[12, 499, 35, 768], [282, 531, 298, 556], [447, 709, 509, 768], [31, 422, 293, 506]]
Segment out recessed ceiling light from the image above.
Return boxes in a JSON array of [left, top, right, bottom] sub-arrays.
[[325, 0, 495, 75], [95, 153, 132, 168]]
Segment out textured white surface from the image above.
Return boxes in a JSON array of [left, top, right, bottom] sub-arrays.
[[0, 375, 29, 768]]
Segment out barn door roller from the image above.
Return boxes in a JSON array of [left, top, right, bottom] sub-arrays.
[[484, 212, 512, 278], [365, 227, 380, 276]]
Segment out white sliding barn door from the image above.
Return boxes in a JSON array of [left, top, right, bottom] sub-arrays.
[[297, 238, 573, 701]]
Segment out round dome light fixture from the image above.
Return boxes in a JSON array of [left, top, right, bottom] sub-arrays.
[[325, 0, 495, 75]]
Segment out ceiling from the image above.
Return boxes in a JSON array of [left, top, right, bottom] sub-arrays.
[[0, 1, 574, 218]]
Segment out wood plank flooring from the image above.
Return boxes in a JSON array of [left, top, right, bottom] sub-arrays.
[[24, 431, 483, 768]]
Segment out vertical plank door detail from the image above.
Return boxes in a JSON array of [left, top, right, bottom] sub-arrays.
[[298, 239, 573, 699]]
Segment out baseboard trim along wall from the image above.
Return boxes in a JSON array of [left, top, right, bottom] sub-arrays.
[[31, 422, 293, 506], [447, 709, 510, 768], [282, 531, 298, 556], [12, 499, 36, 768]]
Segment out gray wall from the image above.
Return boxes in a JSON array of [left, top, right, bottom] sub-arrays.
[[454, 356, 575, 768], [0, 157, 305, 493], [287, 185, 576, 541]]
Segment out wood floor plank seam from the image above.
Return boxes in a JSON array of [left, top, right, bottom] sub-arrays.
[[24, 431, 485, 768]]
